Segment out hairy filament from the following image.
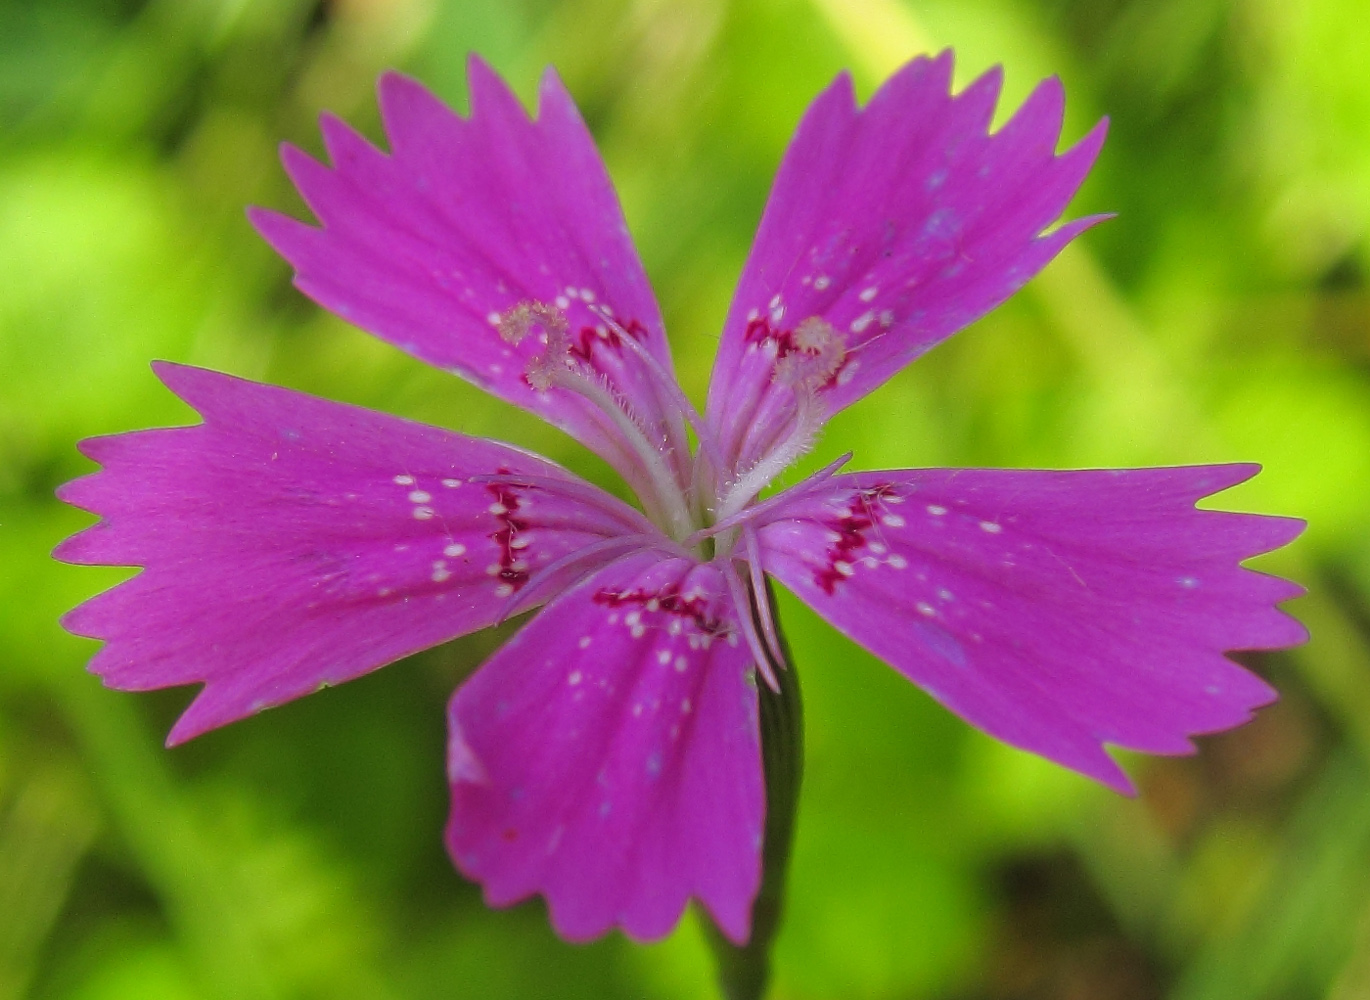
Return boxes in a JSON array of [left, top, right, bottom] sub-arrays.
[[548, 367, 696, 540], [501, 299, 695, 540], [594, 306, 728, 475], [715, 391, 827, 523]]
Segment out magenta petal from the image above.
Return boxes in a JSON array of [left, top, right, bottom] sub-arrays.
[[757, 465, 1306, 792], [55, 363, 655, 745], [706, 52, 1107, 473], [250, 58, 690, 493], [446, 550, 762, 944]]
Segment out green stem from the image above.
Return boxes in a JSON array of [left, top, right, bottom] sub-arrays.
[[705, 580, 803, 1000]]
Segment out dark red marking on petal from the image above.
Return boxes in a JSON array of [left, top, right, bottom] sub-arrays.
[[744, 316, 798, 357], [814, 483, 899, 594], [568, 317, 649, 364], [593, 583, 730, 637], [488, 470, 532, 591]]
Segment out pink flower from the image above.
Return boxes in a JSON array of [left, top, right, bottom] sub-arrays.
[[55, 53, 1306, 947]]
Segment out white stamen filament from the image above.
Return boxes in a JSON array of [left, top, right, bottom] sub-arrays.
[[715, 390, 827, 523], [546, 367, 696, 540], [502, 300, 695, 541], [593, 306, 728, 475]]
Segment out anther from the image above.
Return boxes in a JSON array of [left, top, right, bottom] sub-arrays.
[[499, 301, 571, 391], [773, 317, 845, 389]]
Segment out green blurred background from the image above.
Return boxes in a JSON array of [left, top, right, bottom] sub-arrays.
[[2, 0, 1368, 997]]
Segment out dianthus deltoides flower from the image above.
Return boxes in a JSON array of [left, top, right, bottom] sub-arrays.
[[57, 53, 1306, 949]]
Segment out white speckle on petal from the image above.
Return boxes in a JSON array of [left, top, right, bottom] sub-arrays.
[[413, 506, 435, 520], [578, 636, 592, 649], [485, 564, 501, 576], [657, 650, 672, 665], [681, 698, 692, 714], [494, 583, 514, 597], [393, 474, 415, 486], [769, 293, 782, 308], [859, 286, 878, 302], [444, 543, 466, 558], [674, 656, 688, 672], [568, 670, 582, 686], [630, 623, 646, 639], [488, 502, 507, 516], [1179, 576, 1200, 589], [431, 564, 451, 583], [850, 310, 875, 333], [486, 312, 501, 325], [927, 505, 947, 516], [554, 295, 570, 309], [882, 514, 906, 528], [980, 521, 1002, 533], [888, 555, 908, 569], [441, 478, 461, 488], [408, 490, 432, 504], [938, 588, 954, 601], [509, 535, 531, 550], [834, 560, 854, 577], [917, 602, 936, 617], [814, 275, 831, 290], [747, 307, 759, 322]]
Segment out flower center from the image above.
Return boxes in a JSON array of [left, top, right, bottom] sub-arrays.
[[498, 301, 846, 552]]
